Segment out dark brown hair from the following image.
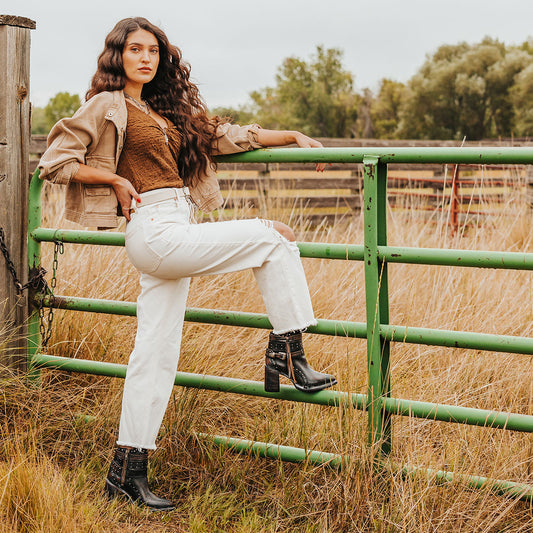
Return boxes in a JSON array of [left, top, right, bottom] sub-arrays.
[[86, 17, 221, 185]]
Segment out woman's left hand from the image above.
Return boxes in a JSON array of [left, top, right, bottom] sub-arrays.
[[255, 128, 327, 172], [293, 132, 326, 172]]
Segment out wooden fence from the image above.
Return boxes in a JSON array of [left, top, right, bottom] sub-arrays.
[[30, 135, 533, 230]]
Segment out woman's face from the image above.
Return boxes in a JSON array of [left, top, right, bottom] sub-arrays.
[[122, 28, 160, 90]]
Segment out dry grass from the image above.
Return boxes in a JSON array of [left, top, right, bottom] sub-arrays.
[[2, 177, 533, 531]]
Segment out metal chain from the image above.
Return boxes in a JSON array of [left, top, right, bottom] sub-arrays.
[[40, 241, 63, 347], [0, 227, 63, 347], [0, 227, 24, 292]]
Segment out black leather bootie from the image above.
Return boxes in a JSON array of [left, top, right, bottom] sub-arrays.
[[104, 447, 174, 511], [264, 331, 337, 393]]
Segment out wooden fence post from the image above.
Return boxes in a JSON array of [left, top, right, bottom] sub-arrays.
[[0, 15, 36, 370]]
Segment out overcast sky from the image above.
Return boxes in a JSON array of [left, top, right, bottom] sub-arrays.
[[3, 0, 533, 109]]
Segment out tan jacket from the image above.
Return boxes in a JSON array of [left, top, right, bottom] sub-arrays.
[[38, 90, 264, 228]]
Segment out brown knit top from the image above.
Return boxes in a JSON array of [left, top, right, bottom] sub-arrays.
[[117, 101, 184, 193]]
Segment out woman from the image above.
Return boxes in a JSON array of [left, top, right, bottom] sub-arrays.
[[38, 17, 336, 511]]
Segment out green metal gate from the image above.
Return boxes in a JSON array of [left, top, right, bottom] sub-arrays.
[[27, 146, 533, 500]]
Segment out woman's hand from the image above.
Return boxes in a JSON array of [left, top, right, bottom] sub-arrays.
[[111, 176, 141, 221], [255, 128, 327, 172], [293, 132, 326, 172]]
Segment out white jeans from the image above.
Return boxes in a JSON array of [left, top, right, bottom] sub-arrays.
[[117, 189, 317, 449]]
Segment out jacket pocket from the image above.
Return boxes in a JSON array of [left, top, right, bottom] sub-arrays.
[[82, 154, 118, 215], [83, 184, 116, 216]]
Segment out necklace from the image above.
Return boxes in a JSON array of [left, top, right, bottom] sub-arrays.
[[124, 93, 150, 115]]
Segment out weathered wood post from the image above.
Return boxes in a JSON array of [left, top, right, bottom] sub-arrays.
[[0, 15, 36, 370]]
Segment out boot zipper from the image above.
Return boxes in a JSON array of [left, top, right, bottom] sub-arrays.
[[286, 338, 295, 381], [121, 448, 130, 485]]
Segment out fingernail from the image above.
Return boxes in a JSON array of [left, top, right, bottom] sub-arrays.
[[136, 198, 141, 203]]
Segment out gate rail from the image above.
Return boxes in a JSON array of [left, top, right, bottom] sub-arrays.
[[28, 146, 533, 500]]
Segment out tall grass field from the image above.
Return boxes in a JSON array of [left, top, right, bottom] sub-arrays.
[[1, 171, 533, 532]]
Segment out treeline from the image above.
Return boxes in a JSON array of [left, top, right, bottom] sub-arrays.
[[214, 38, 533, 141], [33, 37, 533, 140]]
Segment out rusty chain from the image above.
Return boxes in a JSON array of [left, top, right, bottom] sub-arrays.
[[38, 241, 63, 347], [0, 227, 63, 346]]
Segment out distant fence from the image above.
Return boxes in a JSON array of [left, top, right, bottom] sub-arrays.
[[30, 136, 533, 230]]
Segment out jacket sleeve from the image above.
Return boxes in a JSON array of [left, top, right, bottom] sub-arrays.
[[211, 123, 265, 156], [37, 93, 113, 185]]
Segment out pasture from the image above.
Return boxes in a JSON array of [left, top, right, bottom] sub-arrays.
[[2, 174, 533, 532]]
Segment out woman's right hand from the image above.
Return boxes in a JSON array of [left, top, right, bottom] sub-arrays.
[[111, 176, 141, 222]]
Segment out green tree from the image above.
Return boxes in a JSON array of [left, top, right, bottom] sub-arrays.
[[354, 88, 374, 138], [44, 92, 81, 130], [370, 79, 407, 139], [210, 105, 255, 125], [31, 106, 48, 135], [510, 63, 533, 136], [249, 46, 360, 137], [509, 40, 533, 136], [398, 38, 533, 140]]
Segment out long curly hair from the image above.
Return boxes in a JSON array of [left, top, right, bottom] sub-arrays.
[[86, 17, 221, 186]]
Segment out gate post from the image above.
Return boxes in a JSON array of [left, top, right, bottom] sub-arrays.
[[363, 155, 392, 457], [0, 15, 36, 370]]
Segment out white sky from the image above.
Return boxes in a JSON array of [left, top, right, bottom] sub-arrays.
[[3, 0, 533, 109]]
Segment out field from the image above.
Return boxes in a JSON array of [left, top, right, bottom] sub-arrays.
[[2, 176, 533, 532]]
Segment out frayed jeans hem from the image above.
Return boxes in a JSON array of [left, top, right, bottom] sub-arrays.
[[272, 319, 318, 335], [116, 440, 158, 451]]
